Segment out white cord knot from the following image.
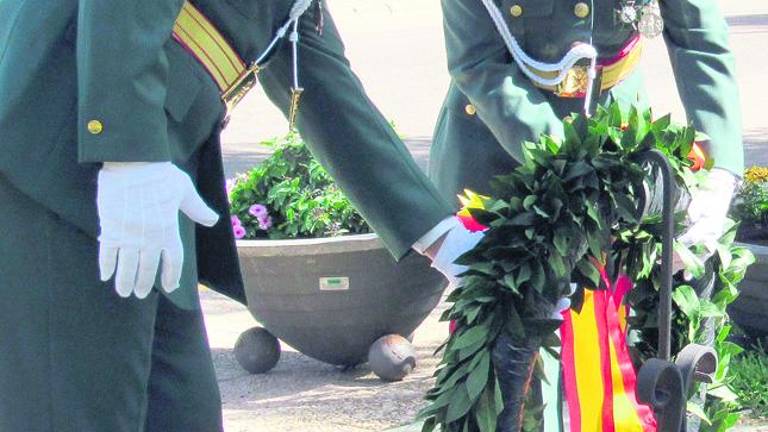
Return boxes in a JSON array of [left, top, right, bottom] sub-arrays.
[[253, 0, 314, 66], [289, 0, 313, 21], [480, 0, 597, 88]]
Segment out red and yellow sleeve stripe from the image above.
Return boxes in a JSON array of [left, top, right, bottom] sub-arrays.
[[172, 1, 246, 92]]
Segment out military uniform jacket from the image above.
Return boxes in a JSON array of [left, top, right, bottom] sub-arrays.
[[431, 0, 743, 197], [0, 0, 453, 307]]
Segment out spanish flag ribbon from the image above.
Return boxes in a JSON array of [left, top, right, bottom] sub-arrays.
[[560, 266, 657, 432]]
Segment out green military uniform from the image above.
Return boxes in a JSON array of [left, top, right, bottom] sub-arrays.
[[431, 0, 744, 201], [0, 1, 453, 430]]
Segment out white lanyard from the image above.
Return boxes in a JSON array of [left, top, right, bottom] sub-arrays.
[[249, 0, 313, 129], [478, 0, 599, 114]]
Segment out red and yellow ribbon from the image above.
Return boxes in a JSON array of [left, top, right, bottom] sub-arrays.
[[457, 189, 490, 233], [561, 266, 656, 432]]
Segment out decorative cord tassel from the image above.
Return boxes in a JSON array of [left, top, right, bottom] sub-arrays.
[[288, 19, 304, 131], [247, 0, 312, 130]]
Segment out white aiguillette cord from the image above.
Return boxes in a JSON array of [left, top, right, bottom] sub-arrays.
[[479, 0, 598, 115], [251, 0, 314, 129]]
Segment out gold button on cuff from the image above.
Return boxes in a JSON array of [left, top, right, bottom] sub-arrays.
[[87, 120, 104, 135], [510, 4, 523, 17], [465, 104, 477, 116], [574, 2, 590, 18]]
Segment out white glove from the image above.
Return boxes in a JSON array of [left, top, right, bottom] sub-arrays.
[[97, 162, 219, 299], [431, 223, 485, 289], [674, 168, 738, 273]]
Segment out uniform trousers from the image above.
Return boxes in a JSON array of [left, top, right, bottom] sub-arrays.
[[0, 174, 222, 432]]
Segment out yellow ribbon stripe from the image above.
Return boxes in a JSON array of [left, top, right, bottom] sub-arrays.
[[571, 290, 606, 432], [532, 39, 643, 96], [172, 1, 246, 92], [600, 41, 643, 90], [609, 330, 646, 432]]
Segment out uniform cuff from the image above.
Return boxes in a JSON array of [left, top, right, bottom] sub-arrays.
[[412, 216, 461, 255]]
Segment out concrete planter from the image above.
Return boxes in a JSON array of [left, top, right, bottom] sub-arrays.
[[729, 243, 768, 338], [234, 233, 446, 377]]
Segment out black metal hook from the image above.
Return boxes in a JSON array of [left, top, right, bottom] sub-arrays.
[[633, 149, 675, 360], [632, 150, 719, 432]]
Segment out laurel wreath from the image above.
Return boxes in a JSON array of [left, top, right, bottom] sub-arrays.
[[417, 102, 739, 432]]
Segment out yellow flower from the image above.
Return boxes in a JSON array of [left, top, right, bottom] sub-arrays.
[[744, 166, 768, 184]]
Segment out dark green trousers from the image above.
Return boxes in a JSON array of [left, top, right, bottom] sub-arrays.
[[0, 174, 222, 432]]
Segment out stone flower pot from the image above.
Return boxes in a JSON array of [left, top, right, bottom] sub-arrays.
[[729, 243, 768, 339], [233, 233, 446, 379]]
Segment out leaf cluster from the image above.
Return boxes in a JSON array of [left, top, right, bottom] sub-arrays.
[[228, 132, 371, 239], [625, 220, 755, 430], [730, 344, 768, 420], [731, 170, 768, 231]]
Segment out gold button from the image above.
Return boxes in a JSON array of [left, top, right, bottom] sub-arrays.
[[510, 4, 523, 17], [465, 104, 477, 116], [87, 120, 104, 135], [574, 2, 590, 18]]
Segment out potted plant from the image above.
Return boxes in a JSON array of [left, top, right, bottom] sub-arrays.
[[226, 132, 446, 380], [729, 166, 768, 339]]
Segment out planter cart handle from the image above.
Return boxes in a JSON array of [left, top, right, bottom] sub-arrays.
[[633, 149, 719, 432], [635, 149, 675, 360]]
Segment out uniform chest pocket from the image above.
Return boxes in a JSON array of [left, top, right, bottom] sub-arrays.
[[500, 0, 555, 37]]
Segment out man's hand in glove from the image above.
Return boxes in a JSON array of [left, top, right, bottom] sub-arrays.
[[674, 168, 739, 273], [97, 162, 219, 299]]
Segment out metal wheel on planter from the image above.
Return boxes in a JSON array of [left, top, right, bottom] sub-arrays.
[[234, 327, 281, 374], [367, 334, 416, 382]]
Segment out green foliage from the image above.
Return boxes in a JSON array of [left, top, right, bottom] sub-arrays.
[[420, 103, 753, 432], [730, 345, 768, 420], [626, 215, 754, 429], [731, 167, 768, 231], [228, 132, 370, 239]]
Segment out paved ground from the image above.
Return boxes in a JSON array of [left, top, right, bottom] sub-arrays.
[[208, 1, 768, 431], [204, 287, 449, 431]]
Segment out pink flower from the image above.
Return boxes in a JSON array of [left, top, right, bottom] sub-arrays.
[[248, 204, 268, 219], [258, 215, 273, 231], [231, 215, 242, 227], [233, 224, 246, 240]]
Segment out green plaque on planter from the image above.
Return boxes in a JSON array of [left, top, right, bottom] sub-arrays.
[[319, 276, 350, 291]]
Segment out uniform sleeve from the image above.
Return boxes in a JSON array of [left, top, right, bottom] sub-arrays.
[[76, 0, 184, 163], [441, 0, 564, 162], [257, 10, 455, 260], [660, 0, 744, 175]]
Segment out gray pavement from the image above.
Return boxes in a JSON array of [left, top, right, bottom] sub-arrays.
[[208, 1, 768, 431]]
